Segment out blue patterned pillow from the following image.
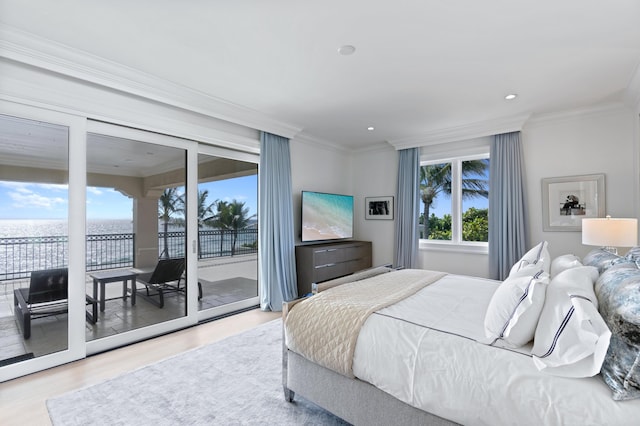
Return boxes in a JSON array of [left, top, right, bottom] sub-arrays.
[[624, 246, 640, 262], [595, 263, 640, 317], [595, 264, 640, 400], [583, 249, 625, 274]]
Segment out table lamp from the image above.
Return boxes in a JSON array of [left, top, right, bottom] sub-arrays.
[[582, 216, 638, 255]]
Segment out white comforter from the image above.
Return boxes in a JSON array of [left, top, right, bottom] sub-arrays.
[[352, 274, 640, 426]]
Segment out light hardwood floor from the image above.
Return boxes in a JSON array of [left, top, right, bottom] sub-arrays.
[[0, 308, 281, 426]]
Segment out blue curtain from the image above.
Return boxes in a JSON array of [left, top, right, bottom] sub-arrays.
[[489, 131, 528, 280], [259, 132, 298, 311], [394, 148, 420, 269]]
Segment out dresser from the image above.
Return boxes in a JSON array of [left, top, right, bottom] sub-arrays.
[[295, 240, 372, 296]]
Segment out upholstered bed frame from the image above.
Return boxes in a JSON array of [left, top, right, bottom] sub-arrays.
[[282, 298, 457, 426], [281, 247, 640, 425]]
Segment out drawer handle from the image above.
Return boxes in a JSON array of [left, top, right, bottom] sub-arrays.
[[315, 263, 336, 269]]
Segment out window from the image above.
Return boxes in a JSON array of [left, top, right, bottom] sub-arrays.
[[418, 154, 489, 248]]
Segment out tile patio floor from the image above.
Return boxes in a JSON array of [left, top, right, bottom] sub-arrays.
[[0, 254, 257, 365]]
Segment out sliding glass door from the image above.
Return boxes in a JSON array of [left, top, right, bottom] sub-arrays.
[[196, 146, 259, 321], [0, 102, 86, 381], [85, 131, 191, 345], [84, 122, 196, 354], [0, 103, 260, 381], [0, 113, 70, 361]]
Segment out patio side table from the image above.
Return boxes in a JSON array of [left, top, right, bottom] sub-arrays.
[[89, 269, 138, 313]]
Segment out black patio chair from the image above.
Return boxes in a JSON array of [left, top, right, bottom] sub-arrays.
[[135, 258, 201, 307], [13, 268, 97, 339]]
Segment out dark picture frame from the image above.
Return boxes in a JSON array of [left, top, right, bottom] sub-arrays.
[[365, 196, 394, 220]]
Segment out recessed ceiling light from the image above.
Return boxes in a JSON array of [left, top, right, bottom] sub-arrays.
[[338, 45, 356, 55], [367, 126, 375, 131], [504, 94, 518, 100]]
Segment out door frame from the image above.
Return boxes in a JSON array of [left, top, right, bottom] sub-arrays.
[[0, 100, 87, 382], [84, 120, 200, 355], [195, 144, 260, 322]]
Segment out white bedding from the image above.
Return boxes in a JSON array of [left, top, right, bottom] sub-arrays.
[[352, 274, 640, 426]]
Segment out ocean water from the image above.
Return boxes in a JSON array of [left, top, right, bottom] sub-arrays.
[[0, 219, 255, 280], [0, 219, 179, 279], [0, 219, 136, 238]]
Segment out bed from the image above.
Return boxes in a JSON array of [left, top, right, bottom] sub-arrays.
[[282, 242, 640, 425]]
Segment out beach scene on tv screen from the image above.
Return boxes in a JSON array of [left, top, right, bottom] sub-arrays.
[[302, 192, 353, 241]]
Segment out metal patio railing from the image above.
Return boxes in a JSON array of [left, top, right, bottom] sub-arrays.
[[0, 228, 257, 281]]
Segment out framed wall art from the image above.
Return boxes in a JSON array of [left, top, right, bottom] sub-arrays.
[[365, 196, 394, 220], [542, 174, 605, 231]]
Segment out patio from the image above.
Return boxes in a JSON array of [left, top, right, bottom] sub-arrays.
[[0, 254, 257, 364]]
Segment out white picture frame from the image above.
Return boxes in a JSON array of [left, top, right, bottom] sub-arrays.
[[542, 174, 605, 231]]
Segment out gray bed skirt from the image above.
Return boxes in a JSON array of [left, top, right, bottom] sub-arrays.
[[284, 349, 459, 426]]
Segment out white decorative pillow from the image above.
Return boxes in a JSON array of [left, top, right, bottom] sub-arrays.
[[550, 254, 582, 278], [509, 241, 551, 278], [484, 270, 549, 347], [532, 266, 611, 378]]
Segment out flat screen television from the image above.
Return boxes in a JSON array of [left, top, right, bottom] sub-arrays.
[[301, 191, 354, 242]]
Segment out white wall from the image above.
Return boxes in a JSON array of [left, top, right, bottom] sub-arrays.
[[289, 140, 399, 268], [350, 145, 398, 266], [418, 249, 490, 277], [338, 104, 639, 277], [289, 138, 353, 245], [523, 105, 638, 259]]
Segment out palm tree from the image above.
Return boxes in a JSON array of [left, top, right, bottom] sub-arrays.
[[419, 159, 489, 239], [227, 200, 256, 255], [209, 199, 255, 256], [158, 188, 181, 259], [209, 200, 230, 256], [196, 190, 216, 258]]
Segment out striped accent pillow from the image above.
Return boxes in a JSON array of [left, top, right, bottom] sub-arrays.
[[484, 270, 549, 348], [509, 241, 551, 278], [532, 266, 610, 378]]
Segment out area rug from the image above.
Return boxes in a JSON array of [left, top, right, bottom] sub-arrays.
[[47, 319, 349, 425]]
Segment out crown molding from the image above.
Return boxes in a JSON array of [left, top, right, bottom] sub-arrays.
[[387, 114, 530, 150], [0, 25, 303, 139], [292, 131, 393, 155], [525, 102, 630, 127], [291, 133, 353, 153], [353, 141, 395, 154]]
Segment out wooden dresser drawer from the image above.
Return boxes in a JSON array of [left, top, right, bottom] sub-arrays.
[[295, 241, 372, 296]]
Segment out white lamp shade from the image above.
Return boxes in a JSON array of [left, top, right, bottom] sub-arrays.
[[582, 217, 638, 248]]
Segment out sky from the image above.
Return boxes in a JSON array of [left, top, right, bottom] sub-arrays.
[[426, 192, 489, 218], [423, 166, 490, 218], [0, 175, 258, 220]]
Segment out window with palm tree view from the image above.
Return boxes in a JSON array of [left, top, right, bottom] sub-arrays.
[[419, 156, 489, 244]]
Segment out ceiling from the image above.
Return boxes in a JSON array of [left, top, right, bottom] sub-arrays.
[[1, 1, 640, 150], [0, 114, 257, 190]]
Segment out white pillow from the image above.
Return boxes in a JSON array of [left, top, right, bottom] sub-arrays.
[[550, 254, 582, 278], [532, 266, 611, 378], [484, 270, 549, 347], [509, 241, 551, 278]]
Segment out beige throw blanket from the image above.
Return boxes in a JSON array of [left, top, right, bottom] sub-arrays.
[[284, 269, 446, 378]]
